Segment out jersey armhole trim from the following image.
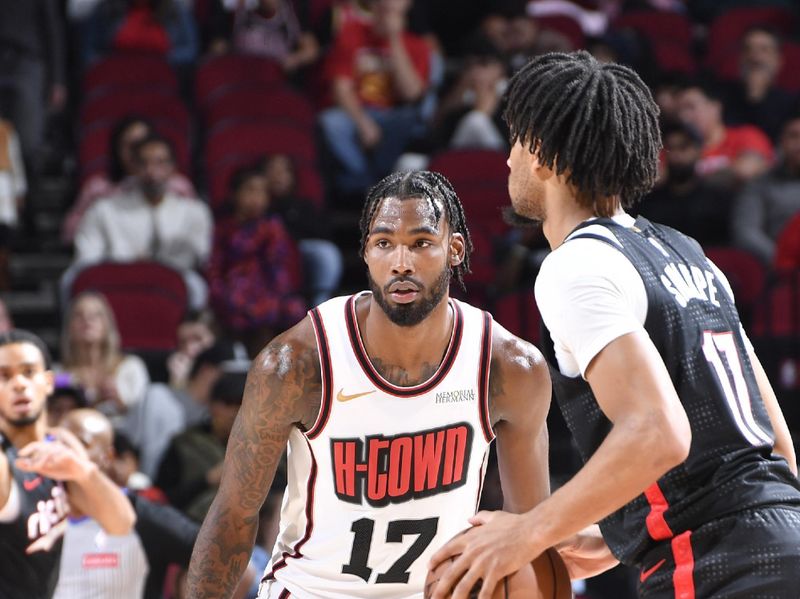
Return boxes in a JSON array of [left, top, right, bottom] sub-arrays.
[[306, 308, 333, 440], [478, 311, 495, 442], [264, 436, 318, 583]]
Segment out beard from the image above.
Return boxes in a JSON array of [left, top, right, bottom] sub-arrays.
[[508, 175, 546, 224], [368, 267, 451, 327], [502, 205, 542, 228], [2, 410, 43, 428]]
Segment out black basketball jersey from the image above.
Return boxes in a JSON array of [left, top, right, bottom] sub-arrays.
[[0, 436, 69, 599], [540, 217, 800, 566]]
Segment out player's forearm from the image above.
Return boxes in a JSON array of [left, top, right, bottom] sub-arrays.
[[555, 524, 619, 579], [186, 495, 259, 599], [518, 413, 689, 558], [69, 462, 136, 535]]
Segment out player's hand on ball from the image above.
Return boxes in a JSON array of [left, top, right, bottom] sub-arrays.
[[428, 510, 539, 599]]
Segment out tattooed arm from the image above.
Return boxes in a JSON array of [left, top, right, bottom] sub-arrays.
[[186, 317, 322, 598]]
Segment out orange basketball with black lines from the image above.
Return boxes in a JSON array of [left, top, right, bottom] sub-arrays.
[[424, 547, 573, 599]]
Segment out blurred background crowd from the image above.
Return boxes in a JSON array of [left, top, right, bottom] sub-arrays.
[[1, 0, 800, 597]]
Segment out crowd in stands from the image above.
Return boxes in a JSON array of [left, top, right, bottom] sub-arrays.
[[1, 1, 800, 598]]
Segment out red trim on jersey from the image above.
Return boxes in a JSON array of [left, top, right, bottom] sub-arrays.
[[644, 482, 674, 541], [670, 530, 695, 599], [344, 294, 464, 397], [306, 308, 333, 439], [278, 589, 291, 599], [477, 311, 494, 442], [264, 439, 318, 582]]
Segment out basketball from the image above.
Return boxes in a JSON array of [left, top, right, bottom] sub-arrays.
[[424, 547, 572, 599]]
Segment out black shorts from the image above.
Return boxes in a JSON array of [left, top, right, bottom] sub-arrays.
[[637, 505, 800, 598]]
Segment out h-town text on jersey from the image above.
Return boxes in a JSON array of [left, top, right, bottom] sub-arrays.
[[331, 423, 474, 506]]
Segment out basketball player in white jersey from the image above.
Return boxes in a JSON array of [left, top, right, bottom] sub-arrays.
[[187, 170, 556, 598]]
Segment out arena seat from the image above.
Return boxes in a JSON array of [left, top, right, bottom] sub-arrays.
[[535, 14, 585, 49], [70, 262, 188, 351], [705, 246, 766, 325], [80, 90, 191, 136], [205, 121, 316, 186], [751, 269, 800, 339], [204, 86, 315, 131], [83, 53, 178, 99], [776, 42, 800, 93], [428, 149, 508, 187], [613, 10, 693, 46], [195, 54, 284, 107], [491, 291, 542, 346]]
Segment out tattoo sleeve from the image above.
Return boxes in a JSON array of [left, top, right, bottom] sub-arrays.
[[186, 330, 321, 598]]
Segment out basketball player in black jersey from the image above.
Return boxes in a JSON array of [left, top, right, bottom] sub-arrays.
[[0, 330, 135, 598], [187, 171, 613, 598], [431, 51, 800, 599]]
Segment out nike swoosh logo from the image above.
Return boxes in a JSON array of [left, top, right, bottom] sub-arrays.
[[23, 476, 43, 492], [640, 558, 666, 583], [337, 389, 375, 402]]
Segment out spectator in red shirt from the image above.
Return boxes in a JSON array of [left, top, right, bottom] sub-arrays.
[[677, 80, 773, 188], [319, 0, 431, 195]]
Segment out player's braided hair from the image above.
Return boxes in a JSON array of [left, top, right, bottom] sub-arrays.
[[358, 171, 473, 290], [503, 51, 661, 215]]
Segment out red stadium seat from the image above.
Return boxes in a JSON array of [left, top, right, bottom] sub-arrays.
[[535, 15, 585, 49], [491, 291, 542, 346], [81, 91, 191, 134], [70, 262, 188, 351], [83, 53, 178, 98], [204, 86, 315, 130], [195, 54, 284, 107], [429, 150, 510, 229], [776, 42, 800, 93], [206, 121, 316, 171], [651, 42, 696, 75], [454, 187, 510, 227], [613, 10, 693, 46], [705, 246, 766, 324], [428, 149, 509, 186], [752, 270, 800, 338]]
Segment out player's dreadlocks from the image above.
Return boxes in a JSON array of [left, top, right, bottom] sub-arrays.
[[503, 51, 661, 215], [358, 171, 473, 290]]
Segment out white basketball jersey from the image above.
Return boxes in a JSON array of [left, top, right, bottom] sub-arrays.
[[259, 293, 495, 599]]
